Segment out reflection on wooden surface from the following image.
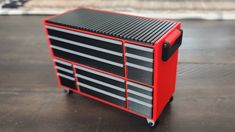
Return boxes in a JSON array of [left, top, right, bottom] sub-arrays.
[[0, 16, 234, 132]]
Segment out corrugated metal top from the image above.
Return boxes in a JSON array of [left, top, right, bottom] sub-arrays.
[[46, 8, 176, 45]]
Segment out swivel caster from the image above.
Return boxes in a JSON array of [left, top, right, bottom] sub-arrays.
[[169, 96, 174, 103], [64, 88, 73, 96], [146, 119, 158, 128]]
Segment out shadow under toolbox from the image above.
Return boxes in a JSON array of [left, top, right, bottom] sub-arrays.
[[43, 7, 183, 127]]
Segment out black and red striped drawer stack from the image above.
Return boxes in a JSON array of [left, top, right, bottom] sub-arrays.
[[43, 7, 183, 127]]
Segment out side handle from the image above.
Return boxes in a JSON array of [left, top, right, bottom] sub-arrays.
[[162, 29, 183, 61]]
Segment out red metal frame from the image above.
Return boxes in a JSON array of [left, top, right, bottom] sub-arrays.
[[152, 24, 181, 121], [122, 40, 129, 109], [42, 6, 181, 121], [72, 63, 80, 92]]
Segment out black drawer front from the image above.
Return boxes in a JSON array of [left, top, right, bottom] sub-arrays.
[[128, 93, 152, 104], [51, 48, 124, 76], [47, 26, 124, 76], [54, 59, 77, 89], [75, 65, 126, 107], [127, 81, 153, 117], [125, 43, 154, 85], [128, 100, 152, 118], [126, 46, 153, 59], [55, 61, 73, 71], [47, 26, 123, 53], [79, 86, 126, 107], [78, 77, 125, 97], [50, 39, 123, 64], [128, 82, 152, 96], [126, 67, 153, 86], [59, 77, 76, 89], [75, 66, 125, 89]]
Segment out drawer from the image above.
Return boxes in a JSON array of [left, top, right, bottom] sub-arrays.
[[54, 59, 77, 89], [127, 81, 153, 118], [125, 43, 154, 85], [47, 26, 124, 76], [75, 65, 126, 107]]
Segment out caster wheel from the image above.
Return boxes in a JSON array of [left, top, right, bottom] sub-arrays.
[[146, 119, 157, 128], [64, 88, 73, 96], [169, 96, 174, 103]]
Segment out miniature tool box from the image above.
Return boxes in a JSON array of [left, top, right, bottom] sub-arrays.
[[43, 7, 183, 127]]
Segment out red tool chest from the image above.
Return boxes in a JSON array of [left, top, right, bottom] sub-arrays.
[[43, 7, 183, 127]]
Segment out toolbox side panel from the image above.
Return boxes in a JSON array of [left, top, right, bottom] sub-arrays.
[[153, 23, 182, 121]]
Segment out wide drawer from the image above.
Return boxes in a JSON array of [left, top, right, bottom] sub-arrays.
[[75, 65, 126, 107], [47, 25, 124, 76]]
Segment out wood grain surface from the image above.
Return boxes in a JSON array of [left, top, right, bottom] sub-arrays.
[[0, 16, 234, 132]]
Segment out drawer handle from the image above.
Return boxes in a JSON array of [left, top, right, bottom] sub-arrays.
[[162, 29, 183, 61]]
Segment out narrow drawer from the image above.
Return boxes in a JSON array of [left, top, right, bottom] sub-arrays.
[[47, 26, 124, 76], [127, 81, 153, 118], [54, 59, 77, 89], [125, 43, 154, 85], [75, 65, 126, 107]]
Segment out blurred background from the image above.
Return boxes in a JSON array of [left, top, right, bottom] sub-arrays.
[[0, 0, 235, 132], [1, 0, 235, 19]]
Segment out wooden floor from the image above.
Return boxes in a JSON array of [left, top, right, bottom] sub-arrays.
[[0, 16, 234, 132]]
